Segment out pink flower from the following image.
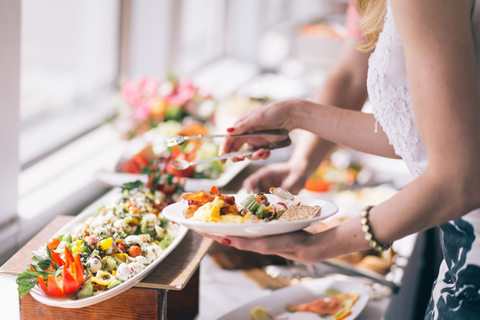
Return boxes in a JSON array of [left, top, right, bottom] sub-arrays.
[[121, 77, 161, 106], [140, 77, 160, 97], [121, 80, 142, 105], [167, 77, 198, 106], [116, 75, 215, 140], [133, 99, 151, 120]]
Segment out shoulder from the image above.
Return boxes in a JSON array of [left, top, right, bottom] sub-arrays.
[[345, 2, 363, 40], [390, 0, 475, 57], [390, 0, 473, 34]]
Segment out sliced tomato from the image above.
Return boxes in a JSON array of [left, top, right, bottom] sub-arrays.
[[132, 153, 150, 167], [166, 152, 195, 177], [121, 161, 138, 174]]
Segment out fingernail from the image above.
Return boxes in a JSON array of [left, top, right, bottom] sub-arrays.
[[221, 238, 231, 245], [257, 149, 265, 156], [226, 127, 235, 133]]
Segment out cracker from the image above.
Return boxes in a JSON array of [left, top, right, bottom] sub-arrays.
[[277, 205, 321, 221]]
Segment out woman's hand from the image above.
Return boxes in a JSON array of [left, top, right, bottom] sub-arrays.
[[242, 162, 309, 194], [197, 231, 323, 264], [219, 100, 298, 161], [197, 214, 371, 265]]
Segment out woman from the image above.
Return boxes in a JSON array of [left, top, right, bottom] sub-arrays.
[[204, 0, 480, 318]]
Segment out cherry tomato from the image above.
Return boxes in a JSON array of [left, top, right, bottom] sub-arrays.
[[117, 244, 127, 253], [128, 245, 143, 258], [166, 163, 194, 177], [166, 148, 195, 177], [47, 238, 60, 250]]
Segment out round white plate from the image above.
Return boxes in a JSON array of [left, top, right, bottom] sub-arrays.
[[217, 278, 370, 320], [162, 194, 338, 237]]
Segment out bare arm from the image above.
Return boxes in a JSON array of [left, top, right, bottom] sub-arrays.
[[288, 38, 375, 181], [241, 37, 382, 193]]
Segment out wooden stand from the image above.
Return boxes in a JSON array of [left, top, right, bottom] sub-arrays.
[[0, 215, 212, 320]]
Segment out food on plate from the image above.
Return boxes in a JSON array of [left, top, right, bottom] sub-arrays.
[[181, 186, 321, 223], [16, 178, 184, 300], [298, 23, 345, 40], [116, 120, 225, 179], [286, 290, 360, 320], [277, 205, 321, 222], [355, 255, 393, 275], [249, 305, 278, 320], [304, 159, 360, 193]]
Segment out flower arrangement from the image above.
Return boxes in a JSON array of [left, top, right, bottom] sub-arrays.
[[115, 75, 216, 140]]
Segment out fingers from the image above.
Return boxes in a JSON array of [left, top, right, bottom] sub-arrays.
[[280, 172, 306, 195], [245, 148, 271, 161], [196, 230, 311, 258], [243, 164, 283, 193]]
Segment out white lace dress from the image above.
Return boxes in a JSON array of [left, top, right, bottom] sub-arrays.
[[367, 1, 480, 318]]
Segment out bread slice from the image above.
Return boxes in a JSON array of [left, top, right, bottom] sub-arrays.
[[277, 205, 321, 221]]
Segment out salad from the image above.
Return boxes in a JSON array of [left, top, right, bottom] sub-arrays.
[[116, 120, 225, 180], [17, 177, 184, 300]]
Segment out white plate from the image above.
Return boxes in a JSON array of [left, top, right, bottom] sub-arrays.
[[28, 190, 189, 308], [97, 160, 249, 192], [218, 278, 369, 320], [162, 194, 338, 237]]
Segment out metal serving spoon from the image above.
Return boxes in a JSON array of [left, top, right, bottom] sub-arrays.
[[169, 134, 292, 170], [166, 129, 289, 147]]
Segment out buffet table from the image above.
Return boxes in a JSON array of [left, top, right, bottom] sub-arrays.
[[0, 215, 212, 320], [0, 160, 435, 319]]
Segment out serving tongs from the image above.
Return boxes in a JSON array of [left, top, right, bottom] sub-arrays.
[[166, 129, 291, 170]]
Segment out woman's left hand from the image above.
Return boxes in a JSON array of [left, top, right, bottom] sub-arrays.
[[196, 230, 322, 265]]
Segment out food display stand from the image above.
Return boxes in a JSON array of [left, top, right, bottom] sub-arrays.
[[0, 215, 213, 320]]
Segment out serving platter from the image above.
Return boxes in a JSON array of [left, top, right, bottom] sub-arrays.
[[28, 189, 188, 308], [97, 160, 249, 192], [217, 278, 369, 320], [163, 193, 338, 237]]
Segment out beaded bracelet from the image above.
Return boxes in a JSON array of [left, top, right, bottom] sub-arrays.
[[360, 205, 392, 252]]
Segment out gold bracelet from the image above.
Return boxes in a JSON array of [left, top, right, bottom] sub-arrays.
[[360, 205, 392, 252]]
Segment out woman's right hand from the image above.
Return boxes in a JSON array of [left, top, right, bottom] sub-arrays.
[[219, 100, 298, 161], [242, 162, 308, 194]]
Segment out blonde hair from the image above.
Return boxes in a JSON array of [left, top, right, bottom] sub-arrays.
[[355, 0, 387, 51]]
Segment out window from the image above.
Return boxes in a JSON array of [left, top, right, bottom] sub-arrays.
[[177, 0, 226, 74], [20, 0, 120, 167]]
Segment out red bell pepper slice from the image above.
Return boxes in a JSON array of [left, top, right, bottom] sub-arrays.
[[63, 246, 74, 269], [37, 247, 84, 297], [37, 274, 64, 297], [62, 268, 79, 295], [49, 246, 65, 267]]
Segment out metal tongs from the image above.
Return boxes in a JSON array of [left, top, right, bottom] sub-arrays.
[[166, 129, 291, 170]]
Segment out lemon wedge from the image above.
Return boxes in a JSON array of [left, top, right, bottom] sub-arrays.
[[250, 306, 269, 320]]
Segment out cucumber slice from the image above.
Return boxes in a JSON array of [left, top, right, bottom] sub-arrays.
[[256, 205, 265, 218], [242, 194, 267, 218], [242, 195, 259, 212]]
